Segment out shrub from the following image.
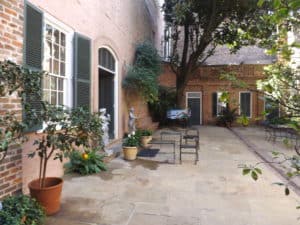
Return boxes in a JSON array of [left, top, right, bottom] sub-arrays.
[[138, 129, 153, 136], [123, 41, 161, 103], [237, 114, 250, 127], [0, 195, 45, 225], [148, 86, 177, 125], [123, 132, 140, 147], [65, 149, 107, 175], [216, 106, 238, 127]]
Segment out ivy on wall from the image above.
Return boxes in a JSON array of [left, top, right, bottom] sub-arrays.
[[0, 60, 43, 162], [122, 41, 161, 103]]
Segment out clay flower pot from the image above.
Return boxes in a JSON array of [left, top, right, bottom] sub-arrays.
[[123, 146, 138, 160], [28, 177, 63, 215], [140, 135, 152, 148]]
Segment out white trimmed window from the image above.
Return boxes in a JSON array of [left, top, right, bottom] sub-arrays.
[[239, 92, 252, 118], [212, 92, 227, 116], [42, 16, 73, 107]]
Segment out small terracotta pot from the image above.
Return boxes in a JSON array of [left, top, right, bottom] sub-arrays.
[[123, 146, 138, 160], [140, 135, 152, 148], [28, 177, 63, 216]]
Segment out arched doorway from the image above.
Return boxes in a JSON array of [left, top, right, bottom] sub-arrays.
[[98, 47, 118, 139]]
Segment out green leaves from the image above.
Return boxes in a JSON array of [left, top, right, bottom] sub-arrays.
[[241, 165, 262, 181], [64, 149, 107, 175]]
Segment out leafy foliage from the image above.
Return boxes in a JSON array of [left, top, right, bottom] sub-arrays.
[[64, 149, 107, 175], [216, 106, 238, 127], [148, 86, 177, 125], [28, 105, 104, 188], [136, 129, 153, 136], [237, 114, 250, 127], [123, 132, 140, 147], [0, 60, 43, 162], [162, 0, 269, 103], [0, 195, 45, 225], [123, 42, 161, 103]]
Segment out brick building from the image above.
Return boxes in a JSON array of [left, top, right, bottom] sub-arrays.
[[160, 46, 275, 125]]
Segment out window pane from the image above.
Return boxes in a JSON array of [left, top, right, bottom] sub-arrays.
[[53, 59, 59, 75], [45, 40, 52, 58], [61, 33, 65, 46], [58, 78, 64, 91], [54, 44, 59, 60], [240, 93, 251, 117], [46, 24, 52, 40], [43, 90, 50, 103], [44, 57, 52, 73], [50, 76, 57, 90], [54, 29, 60, 44], [43, 75, 50, 89], [51, 91, 57, 104], [60, 47, 65, 61], [58, 92, 63, 105], [60, 62, 65, 76]]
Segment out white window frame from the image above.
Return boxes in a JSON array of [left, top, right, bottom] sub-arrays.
[[185, 92, 202, 125], [42, 13, 74, 108], [239, 91, 252, 118]]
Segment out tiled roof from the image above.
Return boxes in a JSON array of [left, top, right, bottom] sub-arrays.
[[204, 46, 276, 65]]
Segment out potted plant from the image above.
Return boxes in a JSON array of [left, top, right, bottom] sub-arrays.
[[137, 129, 153, 147], [28, 105, 104, 215], [237, 114, 250, 127], [0, 194, 45, 225], [123, 132, 139, 160]]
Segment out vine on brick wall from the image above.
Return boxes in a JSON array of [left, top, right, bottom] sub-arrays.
[[0, 60, 43, 162]]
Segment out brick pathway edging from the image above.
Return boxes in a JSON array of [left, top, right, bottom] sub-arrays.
[[228, 127, 300, 196]]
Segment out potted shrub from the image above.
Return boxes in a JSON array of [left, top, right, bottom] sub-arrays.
[[138, 129, 153, 147], [28, 105, 104, 215], [237, 114, 250, 127], [0, 194, 45, 225], [123, 132, 139, 160]]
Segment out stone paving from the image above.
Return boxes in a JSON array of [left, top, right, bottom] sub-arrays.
[[46, 126, 300, 225]]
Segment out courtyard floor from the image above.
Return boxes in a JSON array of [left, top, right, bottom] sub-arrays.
[[46, 126, 300, 225]]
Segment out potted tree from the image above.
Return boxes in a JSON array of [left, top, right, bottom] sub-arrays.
[[28, 105, 104, 215], [138, 129, 153, 148], [123, 132, 139, 160]]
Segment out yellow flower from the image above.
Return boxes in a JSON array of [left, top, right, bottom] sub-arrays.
[[82, 153, 89, 160]]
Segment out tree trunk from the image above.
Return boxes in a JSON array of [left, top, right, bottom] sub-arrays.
[[176, 76, 186, 108]]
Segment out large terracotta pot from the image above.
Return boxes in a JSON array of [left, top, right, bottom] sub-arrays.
[[28, 177, 63, 215], [140, 135, 152, 148], [123, 146, 138, 160]]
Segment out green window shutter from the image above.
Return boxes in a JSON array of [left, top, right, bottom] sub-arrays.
[[212, 92, 217, 117], [240, 92, 251, 117], [24, 2, 43, 70], [73, 33, 91, 109], [23, 2, 43, 131]]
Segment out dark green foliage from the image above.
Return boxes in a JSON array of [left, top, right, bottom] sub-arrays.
[[123, 132, 140, 147], [137, 129, 153, 136], [148, 86, 177, 125], [29, 105, 104, 187], [123, 67, 159, 102], [0, 60, 43, 162], [216, 106, 238, 127], [64, 149, 107, 175], [123, 41, 161, 103], [135, 42, 161, 75], [0, 195, 45, 225]]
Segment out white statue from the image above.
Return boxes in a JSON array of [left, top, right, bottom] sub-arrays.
[[128, 107, 137, 133], [99, 108, 110, 147]]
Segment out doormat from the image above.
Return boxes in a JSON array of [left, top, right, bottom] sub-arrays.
[[137, 149, 160, 157]]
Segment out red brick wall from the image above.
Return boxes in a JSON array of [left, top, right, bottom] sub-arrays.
[[0, 0, 24, 199], [124, 90, 158, 133], [159, 63, 266, 125]]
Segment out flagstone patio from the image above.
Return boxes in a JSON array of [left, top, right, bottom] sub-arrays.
[[46, 126, 300, 225]]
